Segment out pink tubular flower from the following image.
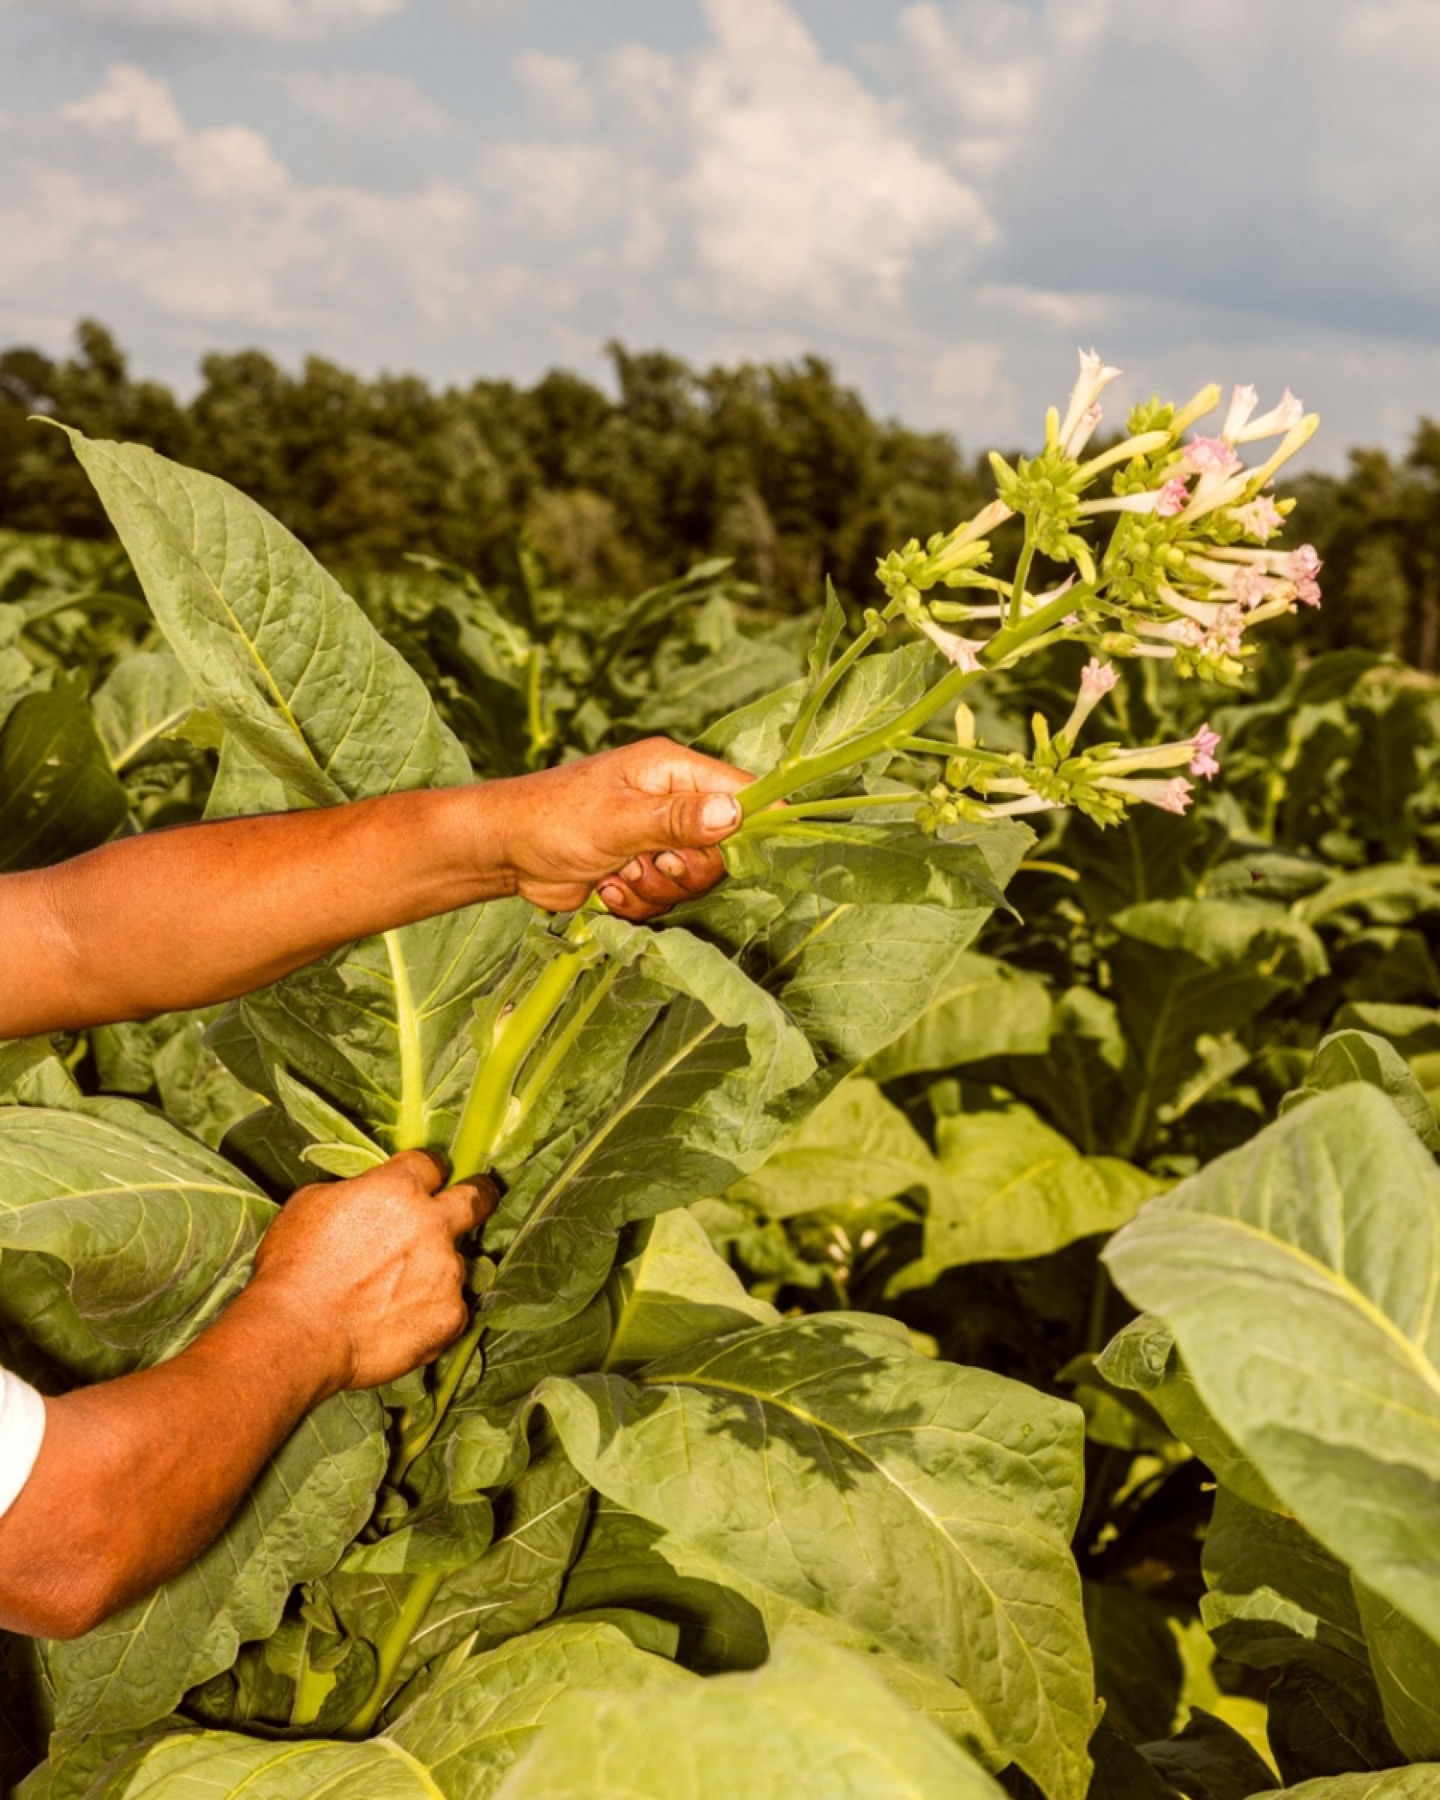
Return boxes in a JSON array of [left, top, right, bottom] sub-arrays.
[[1061, 657, 1118, 743], [1151, 777, 1195, 815], [1184, 436, 1244, 476], [1296, 576, 1322, 608], [1189, 724, 1221, 778], [1156, 477, 1189, 517], [918, 618, 984, 671], [1235, 495, 1285, 541], [1288, 545, 1322, 580]]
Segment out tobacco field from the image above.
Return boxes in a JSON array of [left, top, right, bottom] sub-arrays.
[[2, 371, 1440, 1800]]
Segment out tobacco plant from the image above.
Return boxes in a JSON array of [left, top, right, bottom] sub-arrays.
[[6, 358, 1439, 1799]]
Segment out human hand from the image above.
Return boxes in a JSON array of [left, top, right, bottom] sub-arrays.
[[496, 738, 752, 919], [248, 1152, 496, 1393]]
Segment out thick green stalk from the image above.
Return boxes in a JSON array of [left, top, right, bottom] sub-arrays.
[[340, 1566, 443, 1739], [738, 581, 1083, 818], [448, 920, 596, 1178]]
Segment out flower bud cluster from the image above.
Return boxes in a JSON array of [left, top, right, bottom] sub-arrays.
[[876, 351, 1321, 832], [915, 655, 1225, 832]]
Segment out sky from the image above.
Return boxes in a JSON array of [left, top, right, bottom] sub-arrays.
[[0, 0, 1436, 468]]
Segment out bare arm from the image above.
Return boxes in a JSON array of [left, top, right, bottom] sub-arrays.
[[0, 739, 749, 1039], [0, 1153, 493, 1639]]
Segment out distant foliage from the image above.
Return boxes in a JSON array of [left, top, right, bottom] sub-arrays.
[[0, 322, 991, 613]]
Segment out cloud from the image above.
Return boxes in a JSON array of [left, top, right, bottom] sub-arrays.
[[685, 0, 991, 310], [514, 51, 594, 133], [282, 69, 454, 137], [2, 0, 409, 39], [3, 0, 1438, 466]]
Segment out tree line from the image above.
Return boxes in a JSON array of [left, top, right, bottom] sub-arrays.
[[3, 320, 1438, 668]]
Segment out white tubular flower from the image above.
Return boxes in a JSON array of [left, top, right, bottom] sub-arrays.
[[1060, 657, 1118, 741], [1222, 385, 1259, 442], [1058, 348, 1123, 452], [1079, 488, 1175, 516], [1232, 388, 1305, 445], [1244, 413, 1321, 491], [917, 618, 985, 671], [986, 795, 1056, 817], [1095, 774, 1195, 815], [1076, 430, 1172, 482], [1065, 404, 1104, 458], [929, 498, 1015, 575]]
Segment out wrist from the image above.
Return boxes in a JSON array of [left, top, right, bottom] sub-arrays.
[[217, 1270, 356, 1406], [448, 782, 525, 905]]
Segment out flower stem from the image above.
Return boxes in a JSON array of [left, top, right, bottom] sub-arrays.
[[1008, 520, 1037, 630], [783, 611, 892, 759]]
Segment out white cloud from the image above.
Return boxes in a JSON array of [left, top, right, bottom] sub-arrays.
[[687, 0, 989, 308], [514, 51, 594, 133], [282, 69, 454, 138], [3, 0, 1438, 467], [2, 0, 408, 40]]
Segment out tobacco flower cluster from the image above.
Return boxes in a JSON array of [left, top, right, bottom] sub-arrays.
[[878, 352, 1322, 829]]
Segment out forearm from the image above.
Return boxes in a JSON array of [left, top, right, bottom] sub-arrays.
[[2, 785, 511, 1037], [0, 1278, 343, 1637]]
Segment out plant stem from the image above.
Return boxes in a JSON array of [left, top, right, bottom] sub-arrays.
[[1008, 520, 1037, 630], [783, 612, 891, 759], [738, 583, 1083, 819], [448, 919, 596, 1178], [391, 1308, 488, 1484], [340, 1567, 443, 1739], [289, 1636, 336, 1729], [750, 792, 927, 821], [510, 959, 621, 1124]]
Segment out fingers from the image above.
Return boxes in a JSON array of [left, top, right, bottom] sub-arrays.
[[597, 846, 727, 921], [385, 1149, 449, 1194], [627, 740, 752, 800], [434, 1176, 500, 1237]]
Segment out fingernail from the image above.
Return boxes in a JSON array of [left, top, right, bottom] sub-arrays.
[[598, 883, 624, 911], [702, 795, 740, 832], [656, 851, 685, 878], [621, 859, 644, 883]]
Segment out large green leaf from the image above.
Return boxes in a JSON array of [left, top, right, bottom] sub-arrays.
[[1107, 899, 1327, 1155], [1199, 1487, 1400, 1780], [724, 820, 1009, 912], [229, 900, 530, 1153], [91, 652, 194, 774], [601, 1210, 778, 1369], [482, 934, 815, 1331], [387, 1619, 693, 1799], [866, 952, 1053, 1080], [1254, 1774, 1440, 1799], [537, 1312, 1094, 1799], [0, 685, 129, 872], [330, 1433, 589, 1694], [75, 1730, 439, 1798], [50, 1389, 384, 1742], [726, 1076, 937, 1221], [1282, 1029, 1440, 1151], [1105, 1086, 1440, 1652], [1354, 1584, 1440, 1762], [557, 1503, 770, 1674], [491, 1627, 1006, 1800], [0, 1100, 271, 1380], [898, 1087, 1159, 1276], [59, 429, 470, 804]]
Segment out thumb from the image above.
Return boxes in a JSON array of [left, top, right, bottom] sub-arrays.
[[649, 789, 742, 850]]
